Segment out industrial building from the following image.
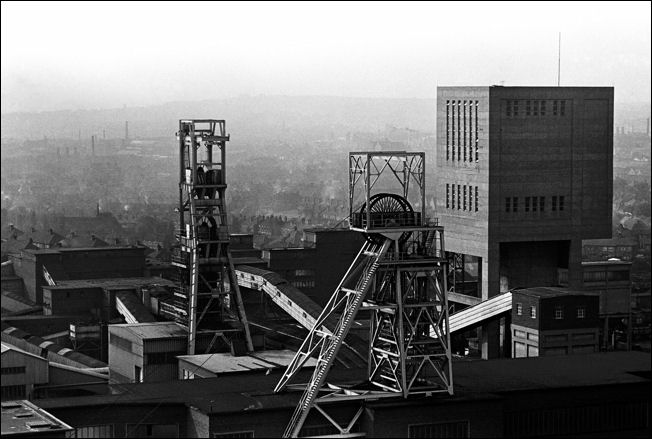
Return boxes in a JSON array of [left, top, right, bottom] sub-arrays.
[[31, 351, 651, 438], [1, 400, 72, 438], [510, 287, 600, 357], [436, 86, 615, 358]]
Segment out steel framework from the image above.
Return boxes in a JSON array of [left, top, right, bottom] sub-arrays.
[[275, 152, 453, 438], [171, 120, 253, 355]]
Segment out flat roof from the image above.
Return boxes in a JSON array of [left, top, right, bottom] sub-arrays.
[[24, 246, 142, 255], [1, 400, 72, 436], [582, 260, 633, 267], [110, 321, 186, 339], [178, 349, 317, 374], [36, 351, 650, 415], [44, 277, 174, 291], [514, 287, 600, 299]]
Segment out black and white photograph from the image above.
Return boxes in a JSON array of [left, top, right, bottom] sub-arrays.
[[1, 1, 650, 437]]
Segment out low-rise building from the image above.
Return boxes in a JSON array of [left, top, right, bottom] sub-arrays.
[[511, 287, 600, 358], [1, 400, 72, 438], [108, 322, 187, 384]]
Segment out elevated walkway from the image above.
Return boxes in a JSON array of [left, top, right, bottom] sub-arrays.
[[448, 292, 512, 333]]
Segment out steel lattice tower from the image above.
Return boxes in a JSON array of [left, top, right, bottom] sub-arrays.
[[171, 120, 253, 355], [275, 152, 453, 438]]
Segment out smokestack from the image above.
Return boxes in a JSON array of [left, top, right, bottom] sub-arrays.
[[91, 135, 95, 156]]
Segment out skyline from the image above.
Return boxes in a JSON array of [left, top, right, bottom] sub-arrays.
[[1, 1, 651, 113]]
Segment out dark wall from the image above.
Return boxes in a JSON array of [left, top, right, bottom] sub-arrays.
[[511, 292, 541, 330], [499, 241, 569, 290], [539, 295, 600, 331]]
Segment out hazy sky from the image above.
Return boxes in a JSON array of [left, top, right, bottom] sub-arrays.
[[1, 1, 650, 113]]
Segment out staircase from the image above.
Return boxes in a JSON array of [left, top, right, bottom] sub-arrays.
[[276, 238, 392, 438]]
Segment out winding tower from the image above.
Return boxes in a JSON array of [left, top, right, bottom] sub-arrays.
[[275, 152, 453, 438], [172, 119, 253, 355]]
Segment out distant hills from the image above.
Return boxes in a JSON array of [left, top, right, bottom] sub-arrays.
[[1, 95, 648, 141], [0, 95, 438, 141]]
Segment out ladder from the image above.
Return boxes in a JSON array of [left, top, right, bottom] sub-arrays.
[[275, 238, 392, 438]]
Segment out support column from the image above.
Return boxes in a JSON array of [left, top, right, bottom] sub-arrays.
[[481, 319, 501, 359]]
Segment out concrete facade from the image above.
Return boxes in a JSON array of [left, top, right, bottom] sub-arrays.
[[436, 86, 613, 299], [108, 322, 186, 384], [436, 86, 614, 358]]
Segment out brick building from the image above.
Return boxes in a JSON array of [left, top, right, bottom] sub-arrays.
[[511, 287, 600, 358]]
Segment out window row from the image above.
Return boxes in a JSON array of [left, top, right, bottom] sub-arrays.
[[516, 303, 537, 318], [505, 99, 567, 117], [445, 100, 479, 163], [1, 366, 26, 375], [505, 195, 565, 213], [446, 184, 479, 212]]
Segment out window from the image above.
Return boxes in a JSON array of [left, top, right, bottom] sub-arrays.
[[469, 188, 473, 212], [505, 197, 511, 213], [526, 100, 531, 116], [408, 421, 470, 438], [540, 100, 546, 116], [560, 100, 566, 116], [446, 184, 450, 208], [1, 366, 26, 375], [525, 197, 530, 212], [513, 100, 519, 116], [475, 187, 479, 211], [66, 425, 115, 438], [463, 186, 467, 210], [512, 197, 518, 213], [213, 432, 254, 438], [552, 195, 557, 211], [457, 184, 461, 210], [475, 101, 479, 162], [530, 306, 537, 319], [457, 101, 461, 157], [451, 184, 456, 209], [506, 100, 512, 116], [577, 307, 586, 319], [451, 101, 455, 155], [463, 101, 467, 150], [532, 196, 538, 212], [554, 306, 564, 320], [516, 303, 523, 315], [539, 196, 545, 212], [559, 195, 565, 211], [553, 100, 558, 115], [533, 100, 539, 116], [446, 101, 450, 161], [1, 385, 26, 399]]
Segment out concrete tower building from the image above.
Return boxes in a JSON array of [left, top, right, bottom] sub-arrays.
[[435, 86, 614, 358]]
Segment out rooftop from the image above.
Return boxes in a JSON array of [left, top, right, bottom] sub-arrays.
[[1, 400, 72, 436], [43, 277, 174, 291], [36, 351, 650, 415], [177, 349, 317, 375], [110, 321, 187, 339], [514, 286, 600, 299]]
